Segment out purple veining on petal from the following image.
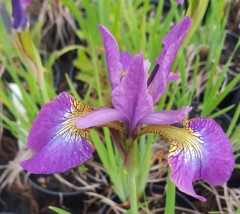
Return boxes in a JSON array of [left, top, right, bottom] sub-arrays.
[[99, 25, 123, 89], [169, 151, 206, 201], [27, 92, 75, 152], [12, 0, 28, 31], [112, 52, 153, 136], [169, 118, 234, 201], [20, 137, 94, 174], [149, 16, 191, 103], [138, 106, 192, 125], [188, 118, 234, 185], [20, 92, 94, 174], [75, 108, 126, 129], [120, 52, 133, 70]]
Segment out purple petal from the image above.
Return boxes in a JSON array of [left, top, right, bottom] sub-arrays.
[[12, 0, 28, 31], [120, 52, 133, 70], [27, 92, 87, 152], [99, 25, 123, 89], [168, 118, 234, 201], [168, 73, 179, 82], [75, 108, 126, 129], [20, 92, 95, 174], [169, 152, 206, 201], [20, 137, 94, 174], [120, 52, 150, 74], [138, 106, 192, 125], [112, 52, 153, 136], [148, 16, 191, 103]]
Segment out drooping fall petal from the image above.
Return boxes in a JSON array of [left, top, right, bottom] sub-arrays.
[[149, 16, 191, 103], [168, 118, 234, 201], [20, 92, 95, 174], [138, 118, 234, 201], [112, 52, 153, 136], [20, 135, 93, 174]]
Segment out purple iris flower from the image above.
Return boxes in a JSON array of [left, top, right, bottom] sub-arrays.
[[11, 0, 29, 31], [20, 16, 234, 201]]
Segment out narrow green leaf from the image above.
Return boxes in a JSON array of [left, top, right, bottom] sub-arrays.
[[49, 206, 71, 214]]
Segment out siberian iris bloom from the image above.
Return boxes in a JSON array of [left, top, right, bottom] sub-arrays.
[[20, 16, 234, 201], [11, 0, 29, 31]]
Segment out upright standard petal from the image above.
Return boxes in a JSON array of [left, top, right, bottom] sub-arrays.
[[99, 25, 123, 89], [139, 118, 234, 201], [20, 92, 95, 174], [148, 16, 191, 103], [120, 52, 133, 70], [11, 0, 28, 31], [112, 52, 153, 136]]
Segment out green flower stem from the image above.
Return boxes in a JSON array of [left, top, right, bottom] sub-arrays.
[[129, 174, 138, 214], [126, 140, 139, 213], [164, 168, 176, 214]]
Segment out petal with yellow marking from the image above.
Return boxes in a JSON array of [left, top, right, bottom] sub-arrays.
[[138, 118, 234, 201], [20, 92, 95, 174]]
